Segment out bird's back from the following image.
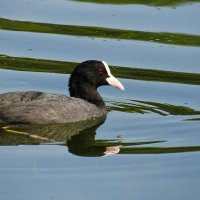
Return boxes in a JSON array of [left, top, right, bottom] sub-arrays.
[[0, 91, 107, 124]]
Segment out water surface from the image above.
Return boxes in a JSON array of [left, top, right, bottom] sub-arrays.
[[0, 0, 200, 200]]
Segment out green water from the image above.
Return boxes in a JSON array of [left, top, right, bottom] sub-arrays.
[[0, 0, 200, 200]]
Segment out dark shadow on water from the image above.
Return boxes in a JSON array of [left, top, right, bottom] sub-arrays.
[[1, 118, 200, 157]]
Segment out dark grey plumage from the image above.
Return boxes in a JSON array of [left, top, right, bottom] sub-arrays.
[[0, 91, 106, 124]]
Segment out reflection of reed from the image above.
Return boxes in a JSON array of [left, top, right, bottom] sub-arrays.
[[0, 18, 200, 46], [1, 55, 200, 85], [120, 146, 200, 154], [74, 0, 200, 6], [95, 139, 200, 154], [109, 100, 200, 116]]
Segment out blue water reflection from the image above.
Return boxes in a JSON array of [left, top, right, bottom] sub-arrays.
[[0, 0, 199, 34], [0, 30, 200, 72]]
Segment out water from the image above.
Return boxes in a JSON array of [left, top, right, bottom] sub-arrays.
[[0, 0, 200, 199]]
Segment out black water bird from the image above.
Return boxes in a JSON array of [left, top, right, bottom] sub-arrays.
[[0, 60, 124, 124]]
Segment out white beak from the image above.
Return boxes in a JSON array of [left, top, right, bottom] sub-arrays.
[[102, 60, 125, 91], [106, 75, 125, 90]]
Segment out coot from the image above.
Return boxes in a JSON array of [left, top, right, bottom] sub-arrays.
[[0, 60, 124, 124]]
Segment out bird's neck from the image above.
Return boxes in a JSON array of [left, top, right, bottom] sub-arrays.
[[69, 80, 106, 108]]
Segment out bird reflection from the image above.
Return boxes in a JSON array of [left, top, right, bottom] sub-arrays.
[[1, 118, 200, 156], [67, 124, 120, 157], [0, 117, 120, 157]]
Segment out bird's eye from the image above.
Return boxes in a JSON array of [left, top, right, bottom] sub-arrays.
[[98, 68, 104, 75]]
